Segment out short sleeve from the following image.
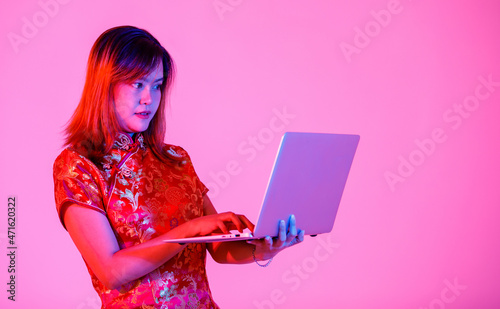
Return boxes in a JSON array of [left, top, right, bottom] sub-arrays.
[[166, 145, 209, 196], [53, 149, 106, 229]]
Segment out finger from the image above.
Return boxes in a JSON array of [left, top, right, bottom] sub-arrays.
[[278, 220, 286, 243], [218, 212, 242, 232], [217, 221, 229, 234], [227, 212, 246, 232], [265, 236, 273, 248], [238, 215, 255, 232], [298, 229, 305, 242], [225, 214, 254, 232], [289, 230, 305, 246], [224, 222, 240, 231], [286, 214, 298, 243]]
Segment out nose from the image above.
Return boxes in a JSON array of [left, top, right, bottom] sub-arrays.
[[140, 88, 152, 105]]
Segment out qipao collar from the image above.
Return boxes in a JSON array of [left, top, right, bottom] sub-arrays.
[[113, 132, 145, 151]]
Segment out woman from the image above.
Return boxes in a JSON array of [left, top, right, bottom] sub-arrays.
[[53, 26, 304, 308]]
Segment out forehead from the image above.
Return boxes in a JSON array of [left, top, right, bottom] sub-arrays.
[[137, 62, 164, 81]]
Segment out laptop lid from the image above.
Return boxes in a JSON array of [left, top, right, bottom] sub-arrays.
[[163, 132, 359, 243], [252, 132, 359, 238]]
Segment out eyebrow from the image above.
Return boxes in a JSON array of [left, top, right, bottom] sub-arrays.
[[136, 76, 164, 83]]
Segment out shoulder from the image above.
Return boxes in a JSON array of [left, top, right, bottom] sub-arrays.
[[54, 148, 81, 164], [161, 144, 192, 166], [54, 148, 91, 167], [53, 148, 101, 178], [164, 144, 188, 158]]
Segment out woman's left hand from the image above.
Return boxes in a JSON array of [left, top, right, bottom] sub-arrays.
[[247, 214, 305, 260]]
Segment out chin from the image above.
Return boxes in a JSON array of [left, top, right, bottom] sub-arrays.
[[131, 125, 149, 133]]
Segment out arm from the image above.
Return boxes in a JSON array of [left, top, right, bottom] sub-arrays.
[[63, 203, 252, 290], [204, 196, 258, 264], [204, 195, 305, 264]]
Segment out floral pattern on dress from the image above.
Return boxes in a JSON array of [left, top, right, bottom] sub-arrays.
[[53, 133, 218, 309]]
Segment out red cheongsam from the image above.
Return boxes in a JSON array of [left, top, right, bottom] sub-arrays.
[[53, 133, 219, 309]]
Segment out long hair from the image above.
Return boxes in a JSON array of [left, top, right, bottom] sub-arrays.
[[65, 25, 176, 163]]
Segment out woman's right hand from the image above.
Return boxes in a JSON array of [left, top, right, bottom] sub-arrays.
[[187, 212, 255, 236]]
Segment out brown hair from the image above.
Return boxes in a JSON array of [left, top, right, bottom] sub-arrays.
[[64, 26, 176, 163]]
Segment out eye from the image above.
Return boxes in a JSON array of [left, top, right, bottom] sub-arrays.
[[132, 82, 143, 89], [153, 83, 163, 90]]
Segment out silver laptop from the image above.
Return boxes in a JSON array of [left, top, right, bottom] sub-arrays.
[[163, 132, 360, 243]]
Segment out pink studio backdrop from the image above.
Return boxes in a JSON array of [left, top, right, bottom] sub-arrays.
[[1, 1, 500, 308]]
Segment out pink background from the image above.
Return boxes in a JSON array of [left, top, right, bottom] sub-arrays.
[[1, 0, 500, 308]]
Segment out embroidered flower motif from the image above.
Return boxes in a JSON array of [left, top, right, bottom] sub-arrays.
[[114, 133, 145, 151], [154, 178, 167, 192], [167, 147, 183, 158], [187, 293, 201, 309], [114, 133, 132, 150], [136, 134, 145, 149], [166, 187, 184, 205], [120, 167, 134, 178]]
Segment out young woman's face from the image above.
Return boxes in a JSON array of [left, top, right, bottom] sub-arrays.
[[113, 62, 164, 135]]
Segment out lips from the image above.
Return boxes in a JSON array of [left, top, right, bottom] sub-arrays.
[[135, 111, 151, 119]]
